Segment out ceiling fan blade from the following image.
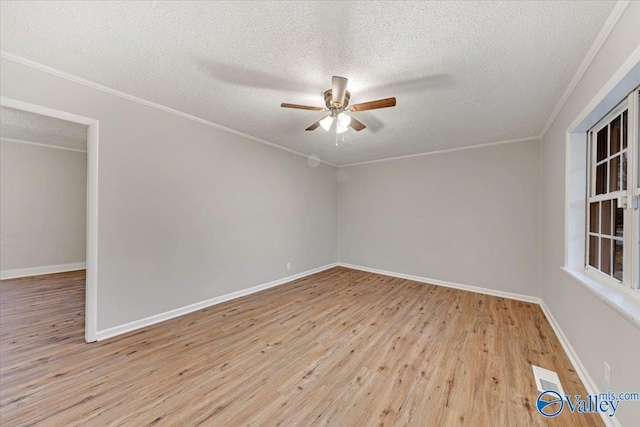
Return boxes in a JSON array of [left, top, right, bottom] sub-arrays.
[[332, 76, 348, 106], [350, 97, 396, 112], [306, 120, 322, 131], [349, 117, 366, 131], [281, 103, 324, 111]]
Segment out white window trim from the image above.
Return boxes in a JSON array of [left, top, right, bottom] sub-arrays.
[[564, 45, 640, 328], [584, 98, 631, 288]]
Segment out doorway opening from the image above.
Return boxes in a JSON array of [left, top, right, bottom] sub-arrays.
[[0, 97, 98, 342]]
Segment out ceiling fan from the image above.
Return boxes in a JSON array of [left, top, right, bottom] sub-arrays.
[[281, 76, 396, 133]]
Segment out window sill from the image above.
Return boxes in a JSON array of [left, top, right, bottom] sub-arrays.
[[561, 267, 640, 330]]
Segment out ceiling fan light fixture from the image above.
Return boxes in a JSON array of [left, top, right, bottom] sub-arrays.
[[281, 76, 396, 134], [337, 112, 351, 128], [320, 115, 334, 131]]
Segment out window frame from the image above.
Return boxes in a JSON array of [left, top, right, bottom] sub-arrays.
[[585, 89, 640, 297], [563, 50, 640, 326]]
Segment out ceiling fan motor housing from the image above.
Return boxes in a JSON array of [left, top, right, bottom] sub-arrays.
[[324, 89, 350, 111]]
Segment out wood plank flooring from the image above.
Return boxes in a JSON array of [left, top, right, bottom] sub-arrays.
[[0, 267, 602, 426]]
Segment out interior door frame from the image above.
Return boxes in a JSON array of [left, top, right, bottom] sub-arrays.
[[1, 96, 99, 342]]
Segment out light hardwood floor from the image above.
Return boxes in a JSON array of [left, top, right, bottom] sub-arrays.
[[0, 267, 602, 426]]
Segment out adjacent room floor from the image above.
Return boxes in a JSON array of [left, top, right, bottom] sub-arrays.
[[0, 267, 602, 426]]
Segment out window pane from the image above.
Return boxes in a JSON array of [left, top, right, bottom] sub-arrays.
[[596, 163, 607, 195], [589, 235, 599, 268], [601, 200, 612, 235], [613, 240, 623, 281], [614, 198, 624, 238], [597, 126, 608, 161], [610, 156, 620, 192], [601, 237, 612, 275], [610, 115, 621, 155], [589, 202, 599, 233], [622, 110, 627, 149]]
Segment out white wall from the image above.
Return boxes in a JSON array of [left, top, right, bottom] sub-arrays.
[[0, 57, 338, 332], [540, 2, 640, 426], [338, 140, 540, 296], [1, 139, 87, 272]]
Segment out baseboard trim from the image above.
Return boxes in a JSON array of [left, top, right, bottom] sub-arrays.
[[1, 262, 86, 280], [337, 262, 541, 304], [95, 262, 338, 341], [93, 261, 615, 424], [539, 301, 619, 427]]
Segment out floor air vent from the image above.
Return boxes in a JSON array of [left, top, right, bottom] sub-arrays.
[[532, 365, 565, 395]]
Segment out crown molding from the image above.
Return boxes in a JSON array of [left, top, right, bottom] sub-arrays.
[[4, 0, 626, 173], [1, 136, 87, 153], [0, 51, 338, 168], [338, 135, 541, 168], [0, 52, 542, 169], [539, 0, 630, 138]]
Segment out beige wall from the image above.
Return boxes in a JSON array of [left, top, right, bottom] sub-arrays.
[[1, 139, 87, 272], [540, 3, 640, 426], [338, 140, 540, 296], [0, 57, 338, 331]]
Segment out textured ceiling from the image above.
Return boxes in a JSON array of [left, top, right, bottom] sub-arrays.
[[0, 1, 615, 165], [0, 106, 88, 151]]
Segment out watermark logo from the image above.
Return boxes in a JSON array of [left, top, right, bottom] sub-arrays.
[[536, 390, 564, 417], [536, 390, 639, 418]]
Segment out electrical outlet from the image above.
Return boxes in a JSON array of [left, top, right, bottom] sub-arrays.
[[604, 362, 611, 388], [287, 263, 291, 270]]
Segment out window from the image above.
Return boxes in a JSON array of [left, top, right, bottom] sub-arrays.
[[586, 88, 639, 293]]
